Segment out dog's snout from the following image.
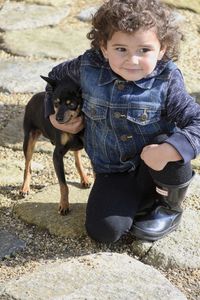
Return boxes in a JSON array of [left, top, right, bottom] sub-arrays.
[[55, 104, 67, 123], [56, 109, 72, 124], [56, 115, 63, 122]]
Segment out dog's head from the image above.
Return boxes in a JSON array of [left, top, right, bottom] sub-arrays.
[[41, 75, 82, 124]]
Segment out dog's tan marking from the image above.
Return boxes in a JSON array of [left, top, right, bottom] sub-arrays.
[[54, 107, 58, 113], [53, 99, 60, 109], [59, 182, 69, 215], [74, 150, 91, 188], [61, 132, 71, 145], [20, 130, 41, 196]]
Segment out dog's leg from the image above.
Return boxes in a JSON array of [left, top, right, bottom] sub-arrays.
[[20, 130, 41, 196], [74, 150, 91, 188], [53, 147, 70, 215]]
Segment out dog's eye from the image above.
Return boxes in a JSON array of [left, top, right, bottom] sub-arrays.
[[66, 100, 77, 110], [54, 99, 60, 107]]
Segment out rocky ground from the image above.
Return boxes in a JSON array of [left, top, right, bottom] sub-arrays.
[[0, 0, 200, 299]]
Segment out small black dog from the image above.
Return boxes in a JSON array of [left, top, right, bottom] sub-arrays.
[[20, 75, 90, 215]]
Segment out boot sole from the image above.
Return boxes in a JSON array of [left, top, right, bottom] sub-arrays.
[[131, 220, 181, 242]]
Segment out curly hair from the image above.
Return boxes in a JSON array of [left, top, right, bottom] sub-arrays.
[[87, 0, 182, 61]]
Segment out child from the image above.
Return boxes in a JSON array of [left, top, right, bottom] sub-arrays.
[[44, 0, 200, 243]]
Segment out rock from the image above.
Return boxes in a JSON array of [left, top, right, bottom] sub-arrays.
[[13, 183, 92, 238], [0, 58, 64, 93], [164, 0, 200, 14], [0, 111, 24, 150], [0, 159, 44, 186], [0, 110, 56, 151], [0, 159, 24, 185], [132, 209, 200, 269], [0, 253, 187, 300], [2, 27, 90, 59], [170, 11, 186, 25], [19, 0, 72, 7], [77, 6, 99, 22], [0, 230, 26, 260], [0, 1, 70, 31]]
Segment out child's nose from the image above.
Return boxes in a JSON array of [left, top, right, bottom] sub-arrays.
[[129, 54, 139, 64]]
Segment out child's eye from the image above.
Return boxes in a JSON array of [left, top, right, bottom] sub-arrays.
[[139, 48, 151, 54], [115, 47, 127, 52]]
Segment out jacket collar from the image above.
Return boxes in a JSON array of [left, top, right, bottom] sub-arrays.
[[98, 65, 118, 86], [98, 57, 170, 89]]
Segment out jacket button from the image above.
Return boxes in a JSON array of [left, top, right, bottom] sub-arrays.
[[114, 112, 121, 118], [140, 113, 148, 121], [114, 112, 126, 118], [114, 112, 120, 118], [117, 82, 125, 90], [120, 135, 133, 141], [121, 155, 132, 162]]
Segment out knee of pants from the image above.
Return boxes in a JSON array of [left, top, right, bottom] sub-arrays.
[[85, 216, 132, 244]]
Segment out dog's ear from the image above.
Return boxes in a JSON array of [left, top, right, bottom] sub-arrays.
[[76, 88, 82, 99], [40, 75, 57, 89]]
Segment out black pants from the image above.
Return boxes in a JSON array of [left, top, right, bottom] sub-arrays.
[[85, 160, 192, 243]]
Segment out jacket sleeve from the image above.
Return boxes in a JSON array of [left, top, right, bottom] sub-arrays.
[[44, 56, 82, 118], [165, 69, 200, 163]]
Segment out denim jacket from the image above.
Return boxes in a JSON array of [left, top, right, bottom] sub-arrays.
[[45, 49, 200, 173]]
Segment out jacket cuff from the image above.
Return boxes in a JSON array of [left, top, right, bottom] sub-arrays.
[[165, 132, 195, 164]]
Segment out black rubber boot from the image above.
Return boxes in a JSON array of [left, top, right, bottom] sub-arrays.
[[131, 174, 194, 241]]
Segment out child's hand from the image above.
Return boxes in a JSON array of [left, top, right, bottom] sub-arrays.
[[140, 143, 182, 171], [49, 114, 84, 134]]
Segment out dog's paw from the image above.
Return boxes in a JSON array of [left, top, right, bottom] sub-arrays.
[[81, 180, 91, 189], [59, 206, 70, 216], [19, 190, 29, 198]]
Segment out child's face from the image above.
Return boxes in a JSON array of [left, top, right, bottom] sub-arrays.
[[101, 29, 166, 81]]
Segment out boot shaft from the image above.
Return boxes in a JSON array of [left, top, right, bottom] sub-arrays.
[[155, 172, 195, 211]]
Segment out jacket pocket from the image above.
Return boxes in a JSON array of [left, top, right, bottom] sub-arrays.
[[82, 100, 107, 121], [127, 107, 161, 125]]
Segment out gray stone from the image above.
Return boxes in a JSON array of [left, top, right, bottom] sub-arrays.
[[0, 58, 63, 93], [14, 183, 91, 238], [77, 6, 99, 22], [2, 27, 90, 59], [0, 253, 187, 300], [0, 230, 26, 260], [0, 111, 25, 149], [133, 209, 200, 269], [0, 1, 70, 31], [170, 11, 186, 25], [0, 110, 55, 151], [0, 159, 44, 185], [20, 0, 72, 7], [164, 0, 200, 14], [0, 159, 24, 185]]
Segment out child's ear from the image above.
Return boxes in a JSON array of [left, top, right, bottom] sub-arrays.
[[158, 45, 167, 60], [100, 44, 108, 59], [40, 75, 56, 89]]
